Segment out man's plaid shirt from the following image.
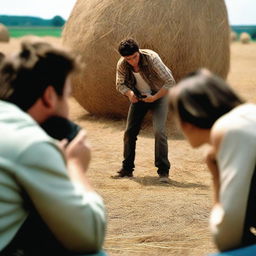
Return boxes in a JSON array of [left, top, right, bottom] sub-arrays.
[[116, 49, 176, 95]]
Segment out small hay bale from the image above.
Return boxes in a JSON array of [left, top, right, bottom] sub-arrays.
[[20, 35, 42, 42], [0, 23, 9, 43], [230, 31, 237, 42], [240, 32, 251, 44], [62, 0, 230, 118]]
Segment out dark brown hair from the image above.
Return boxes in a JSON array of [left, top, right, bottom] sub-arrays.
[[0, 41, 77, 111], [170, 69, 245, 129], [118, 38, 139, 57]]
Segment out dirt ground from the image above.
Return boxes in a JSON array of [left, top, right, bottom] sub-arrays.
[[1, 38, 256, 255]]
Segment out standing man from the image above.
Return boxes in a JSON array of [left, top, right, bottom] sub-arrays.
[[0, 41, 106, 255], [115, 38, 175, 182]]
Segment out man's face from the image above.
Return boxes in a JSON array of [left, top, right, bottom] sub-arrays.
[[124, 52, 140, 67], [54, 76, 72, 118]]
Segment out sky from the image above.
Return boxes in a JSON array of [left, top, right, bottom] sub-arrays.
[[0, 0, 256, 25]]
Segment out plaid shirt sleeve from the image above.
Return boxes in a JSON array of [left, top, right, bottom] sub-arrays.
[[152, 54, 176, 90], [116, 59, 130, 95]]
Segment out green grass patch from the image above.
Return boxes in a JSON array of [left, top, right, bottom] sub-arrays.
[[8, 27, 62, 38]]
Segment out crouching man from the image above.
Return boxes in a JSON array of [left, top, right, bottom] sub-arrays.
[[115, 38, 175, 182]]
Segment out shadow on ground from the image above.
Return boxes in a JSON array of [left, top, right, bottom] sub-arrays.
[[115, 175, 208, 189]]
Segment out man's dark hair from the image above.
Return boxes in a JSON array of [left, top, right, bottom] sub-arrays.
[[118, 38, 139, 56], [0, 41, 77, 111], [170, 69, 245, 129]]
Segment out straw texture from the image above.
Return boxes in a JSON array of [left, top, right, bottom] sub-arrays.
[[63, 0, 230, 117], [0, 24, 9, 42]]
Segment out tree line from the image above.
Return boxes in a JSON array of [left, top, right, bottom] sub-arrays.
[[0, 15, 65, 27], [231, 25, 256, 39]]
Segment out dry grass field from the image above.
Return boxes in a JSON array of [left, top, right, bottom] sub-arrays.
[[1, 38, 256, 255]]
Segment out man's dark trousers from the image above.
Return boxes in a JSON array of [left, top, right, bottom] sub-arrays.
[[122, 95, 170, 176]]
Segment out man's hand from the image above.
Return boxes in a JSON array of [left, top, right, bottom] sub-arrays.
[[142, 95, 156, 103], [125, 90, 139, 103], [59, 129, 94, 191], [63, 129, 91, 173], [142, 88, 168, 103]]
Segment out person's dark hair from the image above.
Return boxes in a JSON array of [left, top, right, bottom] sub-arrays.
[[0, 52, 5, 63], [0, 41, 77, 111], [170, 69, 245, 129], [118, 38, 139, 56]]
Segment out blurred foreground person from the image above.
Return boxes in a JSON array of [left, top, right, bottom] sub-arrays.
[[0, 41, 106, 255], [169, 69, 256, 252], [0, 52, 4, 63]]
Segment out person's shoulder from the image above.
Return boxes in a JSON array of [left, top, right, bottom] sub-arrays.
[[117, 56, 125, 66], [210, 109, 238, 150], [210, 104, 254, 149], [0, 101, 44, 144], [17, 125, 57, 162], [116, 56, 127, 70], [0, 100, 28, 120], [0, 101, 55, 159], [117, 56, 124, 64], [236, 103, 256, 118], [213, 104, 256, 132], [210, 122, 226, 152], [140, 49, 161, 66], [140, 49, 159, 57], [19, 139, 65, 168]]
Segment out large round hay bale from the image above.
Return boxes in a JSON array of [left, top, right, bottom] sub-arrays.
[[0, 23, 9, 42], [240, 32, 251, 44], [62, 0, 230, 118]]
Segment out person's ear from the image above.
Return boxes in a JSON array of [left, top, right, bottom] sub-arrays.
[[180, 121, 195, 132], [41, 86, 57, 109]]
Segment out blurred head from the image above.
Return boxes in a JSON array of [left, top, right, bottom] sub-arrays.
[[0, 40, 77, 122], [169, 69, 244, 147], [0, 52, 4, 63], [118, 38, 140, 67]]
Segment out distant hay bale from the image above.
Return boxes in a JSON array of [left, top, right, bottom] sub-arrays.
[[240, 32, 251, 44], [62, 0, 230, 118], [230, 31, 237, 42], [0, 23, 9, 42], [20, 35, 42, 42]]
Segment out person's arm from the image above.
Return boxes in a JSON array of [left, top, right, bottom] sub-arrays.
[[124, 90, 138, 103], [17, 133, 106, 253], [143, 53, 175, 103], [152, 54, 176, 89], [116, 59, 130, 95], [63, 129, 93, 192], [116, 60, 138, 103], [142, 87, 168, 103], [205, 146, 220, 204]]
